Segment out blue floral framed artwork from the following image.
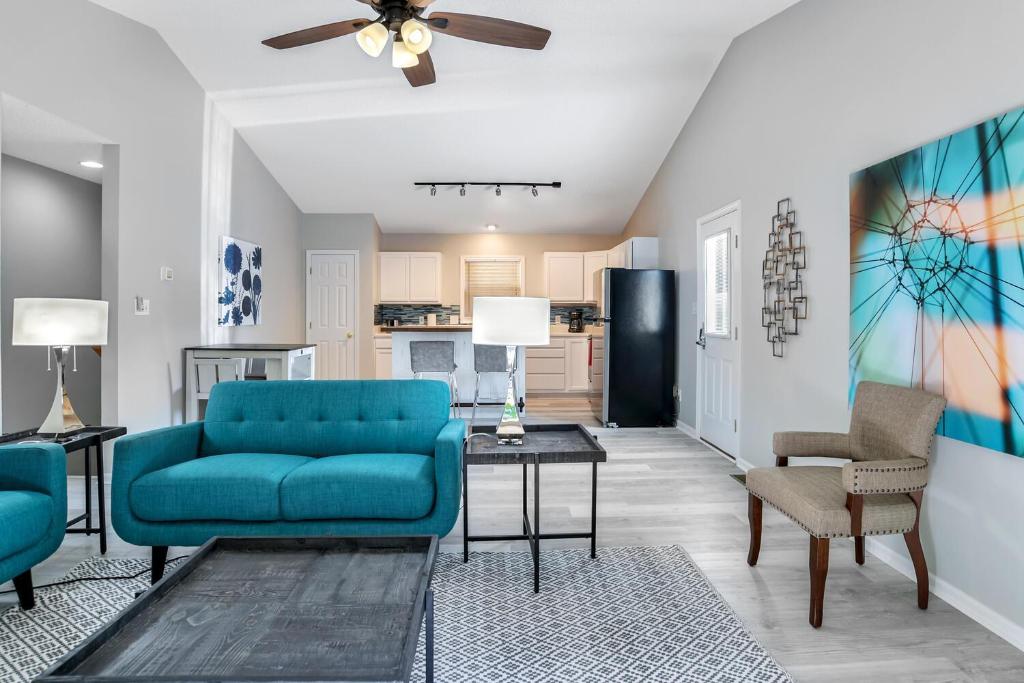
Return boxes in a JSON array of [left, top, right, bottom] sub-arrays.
[[218, 236, 263, 326]]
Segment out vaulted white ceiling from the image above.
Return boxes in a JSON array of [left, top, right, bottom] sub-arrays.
[[88, 0, 797, 233]]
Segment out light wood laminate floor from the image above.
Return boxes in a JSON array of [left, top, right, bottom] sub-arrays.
[[3, 397, 1022, 681]]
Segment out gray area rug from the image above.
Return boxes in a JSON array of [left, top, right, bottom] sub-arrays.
[[1, 546, 790, 682]]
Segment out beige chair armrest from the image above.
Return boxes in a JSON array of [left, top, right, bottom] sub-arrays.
[[772, 431, 850, 459], [842, 458, 929, 494]]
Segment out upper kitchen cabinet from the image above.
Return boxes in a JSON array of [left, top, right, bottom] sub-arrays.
[[583, 251, 608, 302], [543, 252, 585, 302], [623, 237, 659, 269], [378, 252, 443, 303]]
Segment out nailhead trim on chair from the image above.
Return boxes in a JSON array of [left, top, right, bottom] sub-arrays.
[[849, 460, 928, 494], [749, 492, 914, 539]]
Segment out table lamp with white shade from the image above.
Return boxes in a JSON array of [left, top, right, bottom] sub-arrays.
[[12, 298, 108, 435], [471, 296, 550, 445]]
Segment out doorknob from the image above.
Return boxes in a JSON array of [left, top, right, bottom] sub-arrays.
[[696, 326, 707, 349], [346, 331, 354, 339]]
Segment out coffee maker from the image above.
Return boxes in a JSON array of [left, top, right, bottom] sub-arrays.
[[568, 309, 585, 333]]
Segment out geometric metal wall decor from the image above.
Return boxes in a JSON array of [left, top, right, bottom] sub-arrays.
[[761, 198, 808, 357], [850, 105, 1024, 458]]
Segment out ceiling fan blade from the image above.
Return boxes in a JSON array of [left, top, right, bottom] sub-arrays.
[[403, 50, 436, 87], [263, 19, 370, 50], [428, 12, 550, 50]]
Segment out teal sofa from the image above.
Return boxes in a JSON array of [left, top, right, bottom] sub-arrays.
[[112, 380, 465, 582], [0, 443, 67, 609]]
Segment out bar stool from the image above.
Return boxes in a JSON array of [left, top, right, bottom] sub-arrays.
[[471, 344, 517, 428], [410, 340, 460, 417]]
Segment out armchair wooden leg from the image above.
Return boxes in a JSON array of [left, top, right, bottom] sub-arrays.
[[747, 493, 762, 566], [808, 535, 829, 628], [151, 546, 169, 585], [13, 570, 34, 610], [854, 536, 865, 565], [904, 527, 929, 609]]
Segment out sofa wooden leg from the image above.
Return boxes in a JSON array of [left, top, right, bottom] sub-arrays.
[[808, 536, 829, 628], [151, 546, 168, 585], [854, 536, 864, 565], [904, 527, 929, 610], [13, 570, 34, 610], [747, 493, 762, 566]]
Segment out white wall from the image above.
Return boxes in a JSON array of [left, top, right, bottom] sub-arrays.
[[0, 0, 206, 431], [301, 214, 381, 379], [626, 0, 1024, 648], [226, 131, 304, 345]]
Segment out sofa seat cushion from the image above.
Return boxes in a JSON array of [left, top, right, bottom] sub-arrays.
[[130, 453, 313, 522], [746, 465, 918, 538], [281, 454, 435, 521], [0, 491, 52, 558]]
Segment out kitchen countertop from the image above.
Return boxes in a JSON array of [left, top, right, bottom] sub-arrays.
[[375, 324, 603, 338]]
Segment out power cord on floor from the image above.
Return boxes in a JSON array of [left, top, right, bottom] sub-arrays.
[[0, 556, 190, 595]]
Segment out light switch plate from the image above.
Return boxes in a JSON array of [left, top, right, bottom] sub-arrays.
[[134, 297, 150, 315], [160, 266, 174, 281]]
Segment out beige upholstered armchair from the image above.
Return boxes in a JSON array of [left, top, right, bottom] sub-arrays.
[[745, 381, 946, 627]]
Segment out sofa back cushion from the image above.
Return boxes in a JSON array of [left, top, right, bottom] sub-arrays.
[[201, 380, 451, 457]]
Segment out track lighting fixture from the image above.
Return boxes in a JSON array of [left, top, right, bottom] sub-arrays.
[[495, 185, 502, 197], [430, 184, 437, 197], [532, 185, 539, 197], [413, 181, 562, 196], [460, 184, 466, 197]]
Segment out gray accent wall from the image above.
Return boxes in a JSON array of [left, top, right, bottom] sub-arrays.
[[1, 155, 101, 442], [626, 0, 1024, 647]]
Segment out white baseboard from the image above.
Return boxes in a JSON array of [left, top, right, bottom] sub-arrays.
[[865, 538, 1024, 653], [675, 420, 699, 438], [734, 456, 755, 472]]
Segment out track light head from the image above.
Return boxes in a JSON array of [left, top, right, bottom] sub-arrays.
[[532, 185, 538, 197], [460, 185, 466, 197], [430, 185, 437, 197], [496, 185, 502, 197]]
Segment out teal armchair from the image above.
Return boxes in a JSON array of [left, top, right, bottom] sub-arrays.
[[112, 380, 466, 583], [0, 443, 67, 609]]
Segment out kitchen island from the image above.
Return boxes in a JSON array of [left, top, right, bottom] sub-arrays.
[[383, 327, 526, 408]]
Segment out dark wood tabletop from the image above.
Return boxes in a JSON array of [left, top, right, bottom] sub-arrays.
[[0, 425, 126, 450], [183, 343, 315, 351], [465, 423, 606, 465]]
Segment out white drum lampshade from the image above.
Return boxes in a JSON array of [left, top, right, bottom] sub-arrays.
[[471, 297, 550, 347], [12, 298, 108, 435], [472, 297, 550, 444]]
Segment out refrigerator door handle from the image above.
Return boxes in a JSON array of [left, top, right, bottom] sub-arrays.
[[696, 326, 707, 349]]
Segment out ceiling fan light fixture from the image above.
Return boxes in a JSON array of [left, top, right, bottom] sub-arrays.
[[392, 35, 420, 69], [356, 22, 388, 58], [400, 19, 433, 55]]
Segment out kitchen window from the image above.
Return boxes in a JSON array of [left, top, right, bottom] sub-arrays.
[[460, 255, 525, 321]]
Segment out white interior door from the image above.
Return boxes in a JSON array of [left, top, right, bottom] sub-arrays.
[[697, 207, 740, 456], [307, 251, 358, 379]]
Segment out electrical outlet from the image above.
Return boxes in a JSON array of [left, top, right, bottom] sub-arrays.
[[160, 266, 174, 281], [134, 297, 150, 316]]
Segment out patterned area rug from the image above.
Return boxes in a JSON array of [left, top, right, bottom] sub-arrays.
[[1, 546, 790, 682]]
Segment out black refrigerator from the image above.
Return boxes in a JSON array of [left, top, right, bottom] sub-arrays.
[[593, 268, 676, 427]]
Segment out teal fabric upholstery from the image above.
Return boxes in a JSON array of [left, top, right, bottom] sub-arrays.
[[131, 453, 313, 522], [0, 444, 67, 587], [112, 380, 465, 548], [281, 454, 435, 521]]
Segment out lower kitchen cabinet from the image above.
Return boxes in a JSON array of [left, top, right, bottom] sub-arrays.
[[374, 336, 392, 379], [525, 335, 590, 394]]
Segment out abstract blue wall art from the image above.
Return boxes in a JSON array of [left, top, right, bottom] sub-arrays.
[[218, 236, 263, 327]]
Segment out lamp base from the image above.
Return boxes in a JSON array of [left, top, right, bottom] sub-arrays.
[[39, 347, 85, 436], [495, 345, 525, 445]]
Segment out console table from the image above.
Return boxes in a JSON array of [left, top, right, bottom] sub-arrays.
[[0, 426, 127, 554], [463, 423, 606, 592]]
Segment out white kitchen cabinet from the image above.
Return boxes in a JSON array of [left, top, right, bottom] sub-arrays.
[[583, 251, 608, 302], [625, 237, 659, 269], [378, 252, 442, 303], [543, 252, 585, 302], [589, 336, 604, 394], [374, 336, 392, 379], [565, 337, 590, 391], [607, 243, 626, 268]]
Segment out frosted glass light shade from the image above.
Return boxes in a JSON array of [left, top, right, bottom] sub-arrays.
[[400, 19, 432, 54], [472, 297, 550, 346], [13, 298, 108, 346], [356, 22, 389, 58], [392, 37, 420, 68]]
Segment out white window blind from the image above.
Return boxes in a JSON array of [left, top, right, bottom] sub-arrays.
[[704, 231, 731, 337], [463, 258, 523, 319]]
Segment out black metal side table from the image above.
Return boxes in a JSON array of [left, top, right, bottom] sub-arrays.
[[0, 426, 127, 554], [463, 423, 606, 592]]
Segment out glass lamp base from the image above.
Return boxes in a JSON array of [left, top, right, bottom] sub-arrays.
[[495, 345, 524, 445]]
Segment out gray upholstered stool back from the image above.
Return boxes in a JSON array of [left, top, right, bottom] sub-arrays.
[[474, 344, 508, 373], [410, 340, 457, 374]]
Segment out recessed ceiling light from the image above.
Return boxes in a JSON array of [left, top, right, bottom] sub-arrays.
[[486, 224, 498, 232], [80, 160, 103, 169]]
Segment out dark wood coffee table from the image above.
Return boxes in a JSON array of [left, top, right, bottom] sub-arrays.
[[38, 536, 439, 683], [463, 423, 606, 592]]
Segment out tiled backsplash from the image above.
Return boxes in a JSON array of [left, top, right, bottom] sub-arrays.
[[375, 303, 601, 325]]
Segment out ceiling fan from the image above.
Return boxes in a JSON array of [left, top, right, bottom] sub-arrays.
[[262, 0, 552, 88]]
